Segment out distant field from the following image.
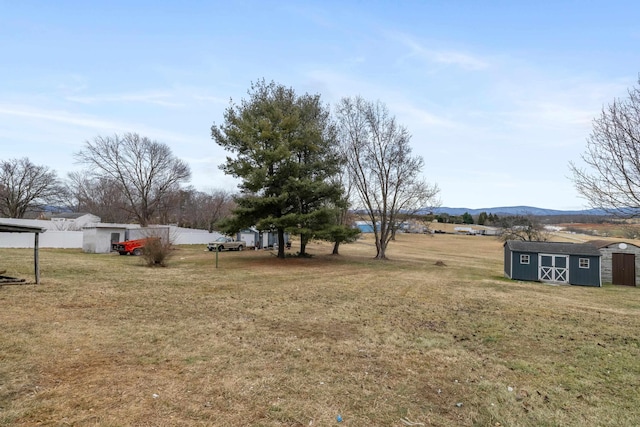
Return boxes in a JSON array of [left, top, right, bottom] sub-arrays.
[[432, 220, 640, 242], [555, 222, 640, 240], [1, 234, 639, 426]]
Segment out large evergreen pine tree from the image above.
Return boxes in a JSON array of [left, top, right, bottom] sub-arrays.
[[211, 80, 346, 258]]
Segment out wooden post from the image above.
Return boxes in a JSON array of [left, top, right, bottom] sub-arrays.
[[34, 232, 40, 284]]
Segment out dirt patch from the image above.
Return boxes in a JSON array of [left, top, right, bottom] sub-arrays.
[[264, 319, 358, 341]]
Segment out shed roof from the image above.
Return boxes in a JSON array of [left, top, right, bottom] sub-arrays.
[[82, 223, 137, 229], [504, 240, 601, 256], [50, 212, 95, 219], [587, 240, 640, 249]]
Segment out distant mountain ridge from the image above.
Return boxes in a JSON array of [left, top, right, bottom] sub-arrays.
[[430, 206, 608, 216]]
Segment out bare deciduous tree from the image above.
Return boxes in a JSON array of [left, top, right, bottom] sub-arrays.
[[65, 171, 132, 223], [0, 157, 64, 218], [75, 133, 191, 226], [155, 187, 189, 226], [156, 187, 236, 230], [193, 188, 236, 231], [498, 215, 550, 242], [336, 96, 440, 259], [570, 78, 640, 217]]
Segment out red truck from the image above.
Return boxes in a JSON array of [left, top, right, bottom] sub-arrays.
[[112, 238, 157, 256]]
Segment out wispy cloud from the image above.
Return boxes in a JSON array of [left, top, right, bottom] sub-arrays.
[[0, 104, 129, 129], [428, 49, 489, 70], [390, 102, 456, 128], [56, 74, 89, 94], [66, 91, 185, 107], [510, 102, 594, 127], [388, 31, 490, 71], [490, 78, 633, 140], [0, 103, 195, 144], [193, 94, 229, 104]]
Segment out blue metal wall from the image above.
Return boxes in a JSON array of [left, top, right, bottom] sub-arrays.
[[568, 255, 601, 287]]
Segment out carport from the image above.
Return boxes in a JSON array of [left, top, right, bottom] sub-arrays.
[[0, 222, 46, 284]]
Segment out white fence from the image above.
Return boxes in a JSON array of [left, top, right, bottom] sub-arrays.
[[0, 230, 83, 248], [0, 224, 218, 249], [172, 228, 222, 245]]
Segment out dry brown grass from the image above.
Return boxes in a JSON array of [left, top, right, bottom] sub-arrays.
[[1, 234, 640, 426]]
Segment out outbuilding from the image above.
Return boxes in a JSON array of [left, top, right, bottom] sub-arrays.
[[82, 224, 170, 254], [237, 229, 258, 248], [354, 221, 374, 233], [504, 240, 601, 287], [234, 228, 290, 249], [82, 224, 129, 254], [588, 240, 640, 286]]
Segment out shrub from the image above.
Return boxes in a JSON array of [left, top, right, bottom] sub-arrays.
[[141, 237, 173, 267]]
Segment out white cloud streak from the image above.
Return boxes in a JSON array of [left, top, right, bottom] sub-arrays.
[[0, 104, 129, 129], [388, 31, 490, 70], [66, 91, 185, 107]]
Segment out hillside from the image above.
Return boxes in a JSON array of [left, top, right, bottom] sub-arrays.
[[430, 206, 607, 216]]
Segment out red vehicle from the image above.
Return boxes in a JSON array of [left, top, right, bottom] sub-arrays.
[[112, 238, 156, 256]]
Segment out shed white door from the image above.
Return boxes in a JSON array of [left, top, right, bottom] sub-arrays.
[[538, 254, 569, 283]]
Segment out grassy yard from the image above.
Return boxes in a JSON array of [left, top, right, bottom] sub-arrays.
[[1, 234, 639, 426]]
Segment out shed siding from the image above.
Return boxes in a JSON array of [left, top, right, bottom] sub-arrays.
[[237, 231, 258, 248], [568, 255, 600, 287], [511, 251, 539, 281], [504, 247, 512, 278], [83, 227, 127, 253], [504, 241, 601, 287]]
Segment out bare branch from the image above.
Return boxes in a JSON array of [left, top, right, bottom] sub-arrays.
[[0, 157, 64, 218], [570, 78, 640, 217], [75, 133, 191, 226], [337, 97, 440, 259]]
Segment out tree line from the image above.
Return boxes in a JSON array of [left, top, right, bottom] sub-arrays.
[[4, 75, 638, 253], [0, 147, 235, 231], [211, 81, 439, 259], [0, 80, 440, 259]]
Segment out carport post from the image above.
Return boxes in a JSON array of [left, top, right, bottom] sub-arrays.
[[215, 248, 219, 269], [34, 232, 40, 284]]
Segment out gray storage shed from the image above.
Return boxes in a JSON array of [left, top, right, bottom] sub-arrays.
[[588, 240, 640, 286], [504, 240, 601, 287]]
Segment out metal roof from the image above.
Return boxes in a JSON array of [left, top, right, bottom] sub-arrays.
[[50, 212, 94, 219], [0, 222, 46, 233], [587, 239, 640, 249], [504, 240, 601, 256]]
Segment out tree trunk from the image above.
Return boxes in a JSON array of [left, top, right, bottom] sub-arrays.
[[277, 229, 285, 259], [375, 237, 387, 259], [373, 231, 381, 258], [332, 240, 340, 255], [299, 234, 308, 256]]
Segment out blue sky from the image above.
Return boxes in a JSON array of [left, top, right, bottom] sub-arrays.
[[1, 1, 639, 210]]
